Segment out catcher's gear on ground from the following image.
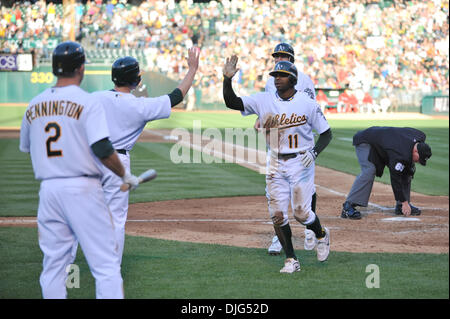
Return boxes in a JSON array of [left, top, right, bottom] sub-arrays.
[[272, 43, 295, 63], [112, 56, 141, 87], [52, 41, 85, 76], [269, 61, 298, 86]]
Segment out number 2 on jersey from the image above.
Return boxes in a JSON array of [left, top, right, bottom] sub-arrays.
[[288, 134, 298, 149], [45, 122, 62, 157]]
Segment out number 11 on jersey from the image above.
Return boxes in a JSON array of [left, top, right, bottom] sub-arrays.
[[288, 134, 298, 149]]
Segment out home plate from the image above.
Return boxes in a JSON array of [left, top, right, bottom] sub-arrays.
[[381, 217, 421, 222]]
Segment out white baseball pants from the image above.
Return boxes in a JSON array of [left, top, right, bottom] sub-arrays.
[[38, 176, 123, 299], [266, 153, 317, 226], [71, 153, 130, 265]]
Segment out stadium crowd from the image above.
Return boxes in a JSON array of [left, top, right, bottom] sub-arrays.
[[1, 0, 448, 110]]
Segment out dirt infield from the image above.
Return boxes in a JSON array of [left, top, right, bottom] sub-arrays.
[[1, 128, 448, 254]]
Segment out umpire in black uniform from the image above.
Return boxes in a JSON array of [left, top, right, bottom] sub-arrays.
[[341, 126, 432, 219]]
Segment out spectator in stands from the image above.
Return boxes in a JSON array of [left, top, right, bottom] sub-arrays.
[[337, 89, 350, 113], [361, 92, 375, 114], [347, 90, 359, 113], [316, 90, 329, 114], [1, 0, 447, 108]]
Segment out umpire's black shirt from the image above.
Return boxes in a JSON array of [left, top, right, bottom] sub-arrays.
[[353, 126, 427, 203]]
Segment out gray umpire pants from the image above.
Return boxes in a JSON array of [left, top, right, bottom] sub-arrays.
[[346, 143, 376, 207]]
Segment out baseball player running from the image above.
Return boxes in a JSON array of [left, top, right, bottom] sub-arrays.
[[70, 47, 200, 265], [255, 43, 318, 255], [223, 56, 333, 273], [19, 41, 139, 298]]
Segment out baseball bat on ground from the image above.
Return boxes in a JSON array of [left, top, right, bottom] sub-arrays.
[[120, 169, 157, 192]]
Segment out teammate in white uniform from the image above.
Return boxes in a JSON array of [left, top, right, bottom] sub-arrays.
[[255, 43, 318, 255], [70, 47, 200, 265], [19, 41, 139, 298], [223, 56, 333, 273], [264, 43, 316, 99]]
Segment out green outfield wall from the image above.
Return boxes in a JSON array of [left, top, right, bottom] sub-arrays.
[[0, 65, 178, 104]]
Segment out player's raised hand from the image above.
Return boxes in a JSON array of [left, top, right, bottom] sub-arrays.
[[187, 46, 200, 71], [223, 55, 240, 79]]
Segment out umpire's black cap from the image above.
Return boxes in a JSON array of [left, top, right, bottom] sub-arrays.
[[111, 56, 141, 87], [52, 41, 85, 76], [417, 142, 432, 166]]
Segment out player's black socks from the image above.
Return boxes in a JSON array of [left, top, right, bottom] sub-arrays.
[[278, 224, 296, 259], [311, 193, 317, 212], [307, 215, 326, 239]]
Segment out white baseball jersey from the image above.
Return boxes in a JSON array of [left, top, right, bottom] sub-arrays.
[[265, 71, 316, 100], [241, 91, 330, 154], [91, 90, 171, 150], [19, 85, 109, 180]]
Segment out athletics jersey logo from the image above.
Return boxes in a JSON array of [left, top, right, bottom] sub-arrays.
[[263, 113, 307, 130]]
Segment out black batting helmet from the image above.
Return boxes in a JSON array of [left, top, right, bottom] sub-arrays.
[[52, 41, 85, 76], [269, 61, 298, 86], [272, 43, 295, 63], [111, 56, 141, 87]]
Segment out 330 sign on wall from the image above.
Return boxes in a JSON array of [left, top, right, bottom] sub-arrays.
[[30, 72, 54, 84]]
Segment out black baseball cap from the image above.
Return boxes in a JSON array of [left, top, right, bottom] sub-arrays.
[[417, 142, 432, 166]]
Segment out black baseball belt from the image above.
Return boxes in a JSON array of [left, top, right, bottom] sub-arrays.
[[278, 153, 298, 160], [277, 151, 305, 160]]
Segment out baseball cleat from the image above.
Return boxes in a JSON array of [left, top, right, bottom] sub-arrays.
[[268, 236, 282, 255], [280, 258, 300, 273], [395, 203, 421, 216], [316, 227, 330, 262], [304, 229, 318, 250], [341, 201, 362, 220]]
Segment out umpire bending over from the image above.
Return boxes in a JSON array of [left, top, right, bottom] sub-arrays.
[[341, 126, 432, 219]]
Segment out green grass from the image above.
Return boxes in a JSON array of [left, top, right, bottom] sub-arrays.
[[0, 106, 26, 127], [1, 227, 448, 299], [0, 139, 265, 217], [1, 113, 448, 299]]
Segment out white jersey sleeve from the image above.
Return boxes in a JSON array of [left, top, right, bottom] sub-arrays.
[[83, 96, 110, 146], [19, 113, 31, 153], [92, 91, 171, 151], [240, 92, 270, 117], [307, 100, 330, 135]]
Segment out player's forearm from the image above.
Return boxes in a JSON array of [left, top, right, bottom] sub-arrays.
[[177, 67, 198, 99], [223, 77, 244, 111], [313, 128, 332, 157], [100, 152, 125, 178]]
